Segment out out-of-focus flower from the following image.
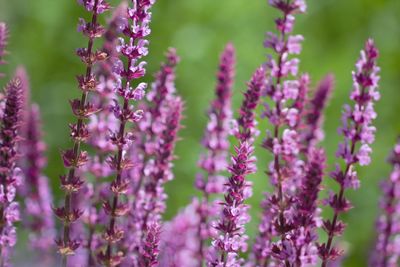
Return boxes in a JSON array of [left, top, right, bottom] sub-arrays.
[[370, 140, 400, 267], [195, 43, 235, 265], [20, 102, 55, 261]]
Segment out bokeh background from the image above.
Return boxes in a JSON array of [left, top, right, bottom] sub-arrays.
[[1, 0, 400, 266]]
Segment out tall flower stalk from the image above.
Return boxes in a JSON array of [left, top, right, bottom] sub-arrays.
[[292, 148, 326, 265], [15, 67, 53, 257], [23, 104, 55, 257], [19, 71, 55, 259], [117, 49, 181, 266], [139, 98, 183, 266], [236, 67, 265, 143], [370, 139, 400, 267], [136, 48, 181, 200], [195, 44, 235, 265], [286, 75, 333, 265], [135, 49, 183, 265], [53, 1, 110, 266], [98, 1, 156, 265], [0, 78, 24, 266], [140, 222, 161, 267], [300, 74, 334, 153], [318, 39, 380, 267], [254, 0, 307, 265], [83, 4, 128, 265], [208, 67, 264, 266]]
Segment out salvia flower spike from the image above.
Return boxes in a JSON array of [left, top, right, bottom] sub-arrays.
[[195, 43, 235, 264], [135, 50, 183, 264], [117, 48, 181, 266], [18, 68, 55, 260], [137, 48, 181, 197], [54, 1, 110, 266], [208, 143, 255, 267], [301, 74, 334, 154], [208, 67, 264, 266], [25, 110, 56, 259], [0, 78, 24, 266], [139, 222, 161, 267], [138, 98, 183, 266], [236, 67, 265, 143], [88, 1, 127, 154], [371, 139, 400, 267], [292, 147, 326, 265], [254, 0, 307, 265], [319, 39, 380, 266], [83, 4, 128, 265], [138, 96, 184, 249], [99, 0, 156, 265]]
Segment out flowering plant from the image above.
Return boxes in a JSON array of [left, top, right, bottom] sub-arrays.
[[0, 0, 397, 267]]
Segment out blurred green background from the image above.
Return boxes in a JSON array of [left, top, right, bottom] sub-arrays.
[[1, 0, 400, 266]]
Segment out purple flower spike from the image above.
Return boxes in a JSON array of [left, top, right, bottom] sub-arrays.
[[54, 0, 110, 265], [21, 103, 55, 260], [134, 48, 180, 174], [87, 1, 128, 156], [253, 0, 307, 265], [139, 222, 161, 267], [0, 22, 8, 78], [83, 4, 129, 265], [116, 49, 182, 267], [100, 0, 156, 265], [371, 140, 400, 267], [195, 43, 235, 265], [208, 66, 263, 266], [0, 78, 24, 266], [236, 66, 265, 143], [208, 142, 256, 267], [143, 96, 184, 207], [136, 97, 184, 264], [146, 48, 180, 121], [292, 148, 326, 266], [319, 39, 380, 266], [301, 74, 334, 153]]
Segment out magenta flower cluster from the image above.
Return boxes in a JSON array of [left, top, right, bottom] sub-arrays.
[[0, 0, 398, 267]]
